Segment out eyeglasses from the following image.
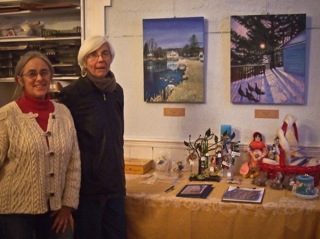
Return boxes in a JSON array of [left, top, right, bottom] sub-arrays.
[[21, 69, 51, 79], [87, 50, 111, 61]]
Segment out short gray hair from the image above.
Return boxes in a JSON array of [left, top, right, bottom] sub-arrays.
[[78, 35, 115, 73]]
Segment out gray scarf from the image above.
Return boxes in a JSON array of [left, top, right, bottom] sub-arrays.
[[87, 71, 117, 93]]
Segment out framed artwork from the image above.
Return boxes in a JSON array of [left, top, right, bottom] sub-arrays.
[[176, 184, 213, 198], [231, 14, 307, 105], [143, 17, 205, 103]]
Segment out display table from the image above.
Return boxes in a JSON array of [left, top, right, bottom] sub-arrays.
[[125, 173, 320, 239]]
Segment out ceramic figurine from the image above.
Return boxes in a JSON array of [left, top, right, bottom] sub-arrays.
[[248, 132, 268, 166], [252, 171, 268, 186], [240, 131, 267, 178], [270, 172, 284, 190], [282, 174, 296, 190]]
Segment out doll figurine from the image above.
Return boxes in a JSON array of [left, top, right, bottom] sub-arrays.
[[248, 132, 268, 167], [269, 136, 280, 162], [262, 136, 281, 165], [240, 132, 268, 178]]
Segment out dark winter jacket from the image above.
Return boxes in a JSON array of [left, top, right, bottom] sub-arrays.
[[59, 76, 126, 199]]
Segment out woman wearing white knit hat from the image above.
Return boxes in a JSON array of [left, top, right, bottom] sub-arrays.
[[59, 35, 126, 239]]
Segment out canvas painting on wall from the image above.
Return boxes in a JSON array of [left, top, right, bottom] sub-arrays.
[[231, 14, 306, 105], [143, 17, 205, 103]]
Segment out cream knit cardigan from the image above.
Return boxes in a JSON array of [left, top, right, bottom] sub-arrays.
[[0, 101, 81, 214]]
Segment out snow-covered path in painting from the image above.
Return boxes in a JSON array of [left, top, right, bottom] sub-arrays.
[[231, 67, 305, 104]]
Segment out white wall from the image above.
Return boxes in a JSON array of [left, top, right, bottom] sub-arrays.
[[85, 0, 320, 148]]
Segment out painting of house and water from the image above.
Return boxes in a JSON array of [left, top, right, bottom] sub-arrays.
[[231, 14, 306, 105], [143, 17, 205, 103]]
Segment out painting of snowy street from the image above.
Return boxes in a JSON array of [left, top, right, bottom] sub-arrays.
[[143, 17, 205, 103], [231, 14, 306, 105]]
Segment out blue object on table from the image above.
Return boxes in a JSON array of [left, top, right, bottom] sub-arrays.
[[221, 124, 232, 137]]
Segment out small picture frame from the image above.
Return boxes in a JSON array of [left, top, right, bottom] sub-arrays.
[[176, 184, 213, 198]]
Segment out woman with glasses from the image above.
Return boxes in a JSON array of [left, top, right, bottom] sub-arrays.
[[59, 36, 126, 239], [0, 51, 81, 239]]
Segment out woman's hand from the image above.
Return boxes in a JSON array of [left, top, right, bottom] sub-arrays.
[[51, 206, 74, 234]]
